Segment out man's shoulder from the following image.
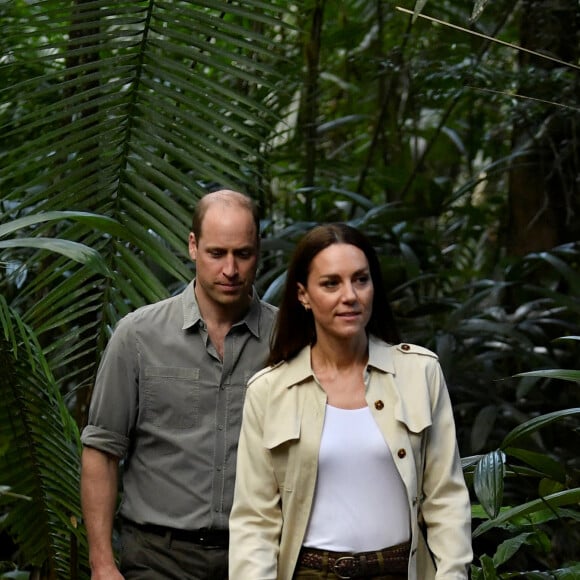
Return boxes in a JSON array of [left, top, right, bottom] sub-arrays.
[[116, 291, 183, 331], [257, 299, 278, 318]]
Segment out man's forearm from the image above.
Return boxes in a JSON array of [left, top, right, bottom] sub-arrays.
[[81, 446, 122, 576]]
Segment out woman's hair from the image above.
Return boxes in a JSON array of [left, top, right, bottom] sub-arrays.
[[268, 223, 400, 365]]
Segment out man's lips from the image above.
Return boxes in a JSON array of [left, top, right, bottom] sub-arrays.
[[218, 282, 242, 290]]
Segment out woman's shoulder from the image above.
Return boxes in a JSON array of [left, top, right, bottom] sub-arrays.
[[248, 345, 312, 390], [391, 341, 439, 359], [246, 360, 287, 388], [369, 336, 439, 363]]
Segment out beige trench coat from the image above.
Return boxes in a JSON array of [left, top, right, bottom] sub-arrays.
[[229, 337, 472, 580]]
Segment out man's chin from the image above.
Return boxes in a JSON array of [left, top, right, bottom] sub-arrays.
[[215, 287, 248, 303]]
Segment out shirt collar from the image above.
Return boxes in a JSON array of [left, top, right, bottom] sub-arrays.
[[181, 279, 262, 338]]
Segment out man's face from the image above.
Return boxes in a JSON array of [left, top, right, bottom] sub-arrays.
[[189, 203, 258, 311]]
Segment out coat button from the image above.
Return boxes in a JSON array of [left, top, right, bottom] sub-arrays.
[[401, 343, 410, 351], [397, 448, 406, 458], [374, 400, 384, 410]]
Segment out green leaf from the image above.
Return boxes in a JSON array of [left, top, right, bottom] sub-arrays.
[[514, 369, 580, 383], [504, 447, 566, 482], [501, 408, 580, 448], [480, 554, 498, 579], [0, 238, 111, 277], [492, 532, 533, 568], [0, 211, 127, 240], [0, 297, 88, 576], [473, 488, 580, 537], [474, 450, 505, 519]]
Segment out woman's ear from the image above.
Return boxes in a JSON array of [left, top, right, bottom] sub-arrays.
[[297, 283, 309, 308]]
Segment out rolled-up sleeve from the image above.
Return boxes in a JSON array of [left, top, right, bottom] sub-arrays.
[[81, 315, 139, 459]]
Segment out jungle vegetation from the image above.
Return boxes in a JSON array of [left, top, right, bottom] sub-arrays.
[[1, 0, 579, 578]]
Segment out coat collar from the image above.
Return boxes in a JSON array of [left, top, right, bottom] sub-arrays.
[[367, 335, 396, 374], [277, 335, 396, 389]]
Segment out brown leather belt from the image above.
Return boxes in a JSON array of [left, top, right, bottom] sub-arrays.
[[122, 518, 229, 547], [297, 540, 410, 579]]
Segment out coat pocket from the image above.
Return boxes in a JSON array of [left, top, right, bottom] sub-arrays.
[[263, 417, 301, 493]]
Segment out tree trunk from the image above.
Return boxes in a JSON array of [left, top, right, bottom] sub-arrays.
[[506, 0, 580, 256]]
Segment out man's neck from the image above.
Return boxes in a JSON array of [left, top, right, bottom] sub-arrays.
[[194, 286, 251, 328]]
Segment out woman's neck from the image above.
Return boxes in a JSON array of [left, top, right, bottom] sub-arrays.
[[310, 333, 368, 372]]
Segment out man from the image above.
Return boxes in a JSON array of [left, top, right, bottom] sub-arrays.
[[80, 190, 277, 579]]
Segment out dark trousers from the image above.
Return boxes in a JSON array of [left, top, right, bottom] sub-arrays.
[[119, 524, 228, 580]]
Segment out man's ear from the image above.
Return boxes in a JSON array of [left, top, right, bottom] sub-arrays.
[[188, 232, 198, 261]]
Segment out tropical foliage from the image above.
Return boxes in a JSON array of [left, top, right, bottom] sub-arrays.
[[1, 0, 579, 577]]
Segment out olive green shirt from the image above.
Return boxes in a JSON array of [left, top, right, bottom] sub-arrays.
[[81, 280, 277, 531]]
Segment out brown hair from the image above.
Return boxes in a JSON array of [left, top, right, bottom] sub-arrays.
[[268, 223, 400, 365], [191, 190, 261, 247]]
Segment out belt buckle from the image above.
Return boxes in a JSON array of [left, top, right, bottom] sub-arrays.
[[333, 555, 357, 579]]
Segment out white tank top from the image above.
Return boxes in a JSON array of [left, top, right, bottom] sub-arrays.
[[302, 405, 410, 552]]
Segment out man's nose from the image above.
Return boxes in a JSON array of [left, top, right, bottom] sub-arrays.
[[223, 254, 237, 277]]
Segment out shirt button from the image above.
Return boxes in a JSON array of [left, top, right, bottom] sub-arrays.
[[217, 424, 224, 430], [401, 343, 411, 351], [374, 400, 384, 410], [397, 448, 407, 458]]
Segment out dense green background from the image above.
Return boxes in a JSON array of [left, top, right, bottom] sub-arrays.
[[1, 1, 579, 577]]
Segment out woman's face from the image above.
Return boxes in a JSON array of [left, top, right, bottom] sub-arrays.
[[298, 243, 374, 343]]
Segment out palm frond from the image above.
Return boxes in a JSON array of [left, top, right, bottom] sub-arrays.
[[0, 295, 89, 578], [1, 0, 295, 392]]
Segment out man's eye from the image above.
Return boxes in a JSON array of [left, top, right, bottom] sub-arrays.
[[209, 250, 224, 257]]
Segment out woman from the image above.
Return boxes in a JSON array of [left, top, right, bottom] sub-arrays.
[[229, 224, 472, 580]]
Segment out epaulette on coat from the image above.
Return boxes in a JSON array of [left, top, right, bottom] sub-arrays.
[[394, 342, 439, 359]]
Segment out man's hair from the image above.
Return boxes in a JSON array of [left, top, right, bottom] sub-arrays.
[[268, 223, 400, 365], [191, 190, 261, 246]]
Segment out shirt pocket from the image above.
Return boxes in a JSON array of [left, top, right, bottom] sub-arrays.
[[142, 366, 200, 430]]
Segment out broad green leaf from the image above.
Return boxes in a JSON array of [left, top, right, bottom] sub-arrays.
[[473, 488, 580, 537], [0, 238, 111, 277], [492, 532, 533, 568], [0, 211, 127, 239], [480, 554, 498, 579], [474, 450, 505, 519], [504, 447, 566, 482], [501, 408, 580, 448]]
